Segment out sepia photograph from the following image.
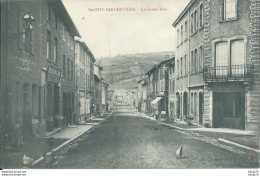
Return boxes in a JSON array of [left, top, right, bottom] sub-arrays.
[[1, 0, 259, 174]]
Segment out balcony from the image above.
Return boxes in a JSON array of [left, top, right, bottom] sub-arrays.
[[204, 64, 252, 82]]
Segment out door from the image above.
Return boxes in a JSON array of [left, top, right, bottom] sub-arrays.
[[23, 83, 32, 141], [213, 93, 223, 128], [199, 92, 203, 125]]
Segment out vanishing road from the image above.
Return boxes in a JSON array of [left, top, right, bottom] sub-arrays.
[[53, 105, 259, 168]]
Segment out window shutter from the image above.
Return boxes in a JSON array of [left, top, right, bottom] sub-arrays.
[[17, 10, 23, 49]]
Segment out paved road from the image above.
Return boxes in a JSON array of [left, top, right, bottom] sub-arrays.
[[53, 105, 259, 169]]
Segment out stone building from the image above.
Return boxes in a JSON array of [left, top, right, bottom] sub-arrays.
[[145, 57, 174, 120], [74, 38, 96, 124], [1, 0, 80, 146], [101, 82, 109, 115], [173, 0, 259, 131], [94, 64, 103, 116]]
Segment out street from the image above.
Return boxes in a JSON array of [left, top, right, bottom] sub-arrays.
[[52, 105, 258, 169]]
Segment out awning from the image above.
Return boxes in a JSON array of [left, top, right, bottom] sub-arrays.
[[151, 97, 162, 105]]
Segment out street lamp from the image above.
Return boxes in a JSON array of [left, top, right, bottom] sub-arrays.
[[3, 12, 36, 42], [23, 12, 36, 30]]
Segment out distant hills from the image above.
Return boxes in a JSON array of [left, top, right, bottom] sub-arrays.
[[96, 51, 174, 90]]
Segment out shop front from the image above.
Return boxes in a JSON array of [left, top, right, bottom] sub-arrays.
[[45, 66, 61, 132]]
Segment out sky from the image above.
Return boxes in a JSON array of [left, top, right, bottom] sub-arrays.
[[62, 0, 190, 58]]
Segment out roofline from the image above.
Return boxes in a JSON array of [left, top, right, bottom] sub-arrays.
[[172, 0, 194, 27], [145, 65, 157, 76], [53, 0, 81, 37], [94, 64, 103, 70], [75, 39, 96, 62], [102, 82, 109, 86]]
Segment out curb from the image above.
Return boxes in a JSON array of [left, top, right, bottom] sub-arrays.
[[128, 107, 187, 131], [32, 111, 113, 168], [217, 138, 260, 153]]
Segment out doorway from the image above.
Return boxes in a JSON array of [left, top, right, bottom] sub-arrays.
[[23, 83, 32, 141], [199, 92, 203, 125]]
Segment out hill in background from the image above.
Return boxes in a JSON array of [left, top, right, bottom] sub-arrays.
[[96, 51, 174, 90]]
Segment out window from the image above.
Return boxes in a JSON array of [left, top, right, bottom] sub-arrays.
[[190, 93, 194, 114], [54, 37, 57, 62], [47, 30, 51, 59], [63, 27, 65, 40], [194, 10, 197, 31], [199, 4, 204, 27], [177, 60, 179, 77], [86, 74, 88, 90], [184, 55, 187, 75], [194, 49, 197, 72], [172, 80, 175, 92], [180, 57, 183, 76], [231, 40, 245, 74], [24, 28, 32, 53], [194, 93, 197, 115], [32, 84, 38, 119], [181, 25, 183, 44], [48, 4, 51, 22], [177, 29, 179, 46], [199, 46, 203, 70], [71, 60, 73, 80], [63, 55, 66, 78], [216, 41, 228, 75], [54, 12, 58, 29], [185, 21, 188, 40], [225, 0, 237, 19], [67, 58, 70, 80], [190, 51, 193, 73], [191, 13, 193, 34]]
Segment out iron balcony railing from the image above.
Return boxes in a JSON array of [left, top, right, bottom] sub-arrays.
[[203, 64, 252, 80]]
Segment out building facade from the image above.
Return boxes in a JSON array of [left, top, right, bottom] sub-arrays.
[[94, 64, 103, 116], [1, 0, 81, 146], [101, 82, 109, 115], [74, 38, 96, 124], [173, 0, 259, 131]]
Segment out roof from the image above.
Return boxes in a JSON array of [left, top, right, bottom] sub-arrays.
[[145, 56, 175, 76], [52, 0, 81, 37], [75, 39, 96, 62], [102, 82, 109, 86], [145, 65, 157, 76], [94, 74, 101, 81], [94, 64, 103, 70], [158, 56, 175, 67], [172, 0, 194, 27]]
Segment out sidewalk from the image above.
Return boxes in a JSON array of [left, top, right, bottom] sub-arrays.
[[1, 113, 112, 169], [129, 106, 259, 152]]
